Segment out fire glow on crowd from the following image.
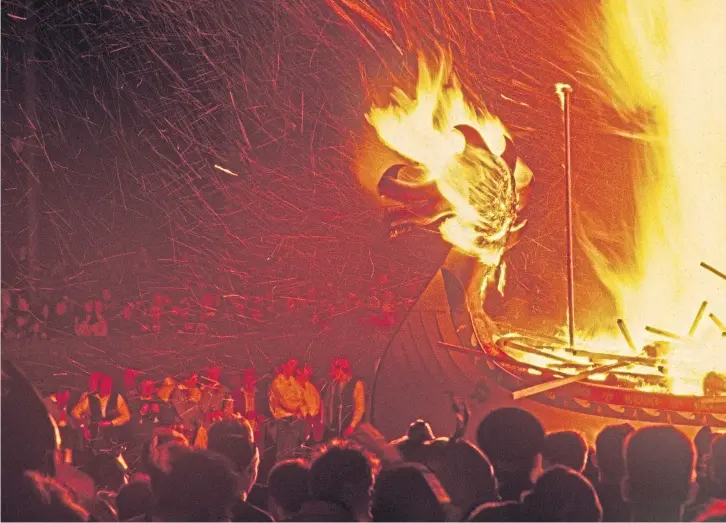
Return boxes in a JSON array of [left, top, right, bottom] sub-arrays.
[[2, 0, 726, 520]]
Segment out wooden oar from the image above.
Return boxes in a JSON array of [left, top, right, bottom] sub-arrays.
[[701, 261, 726, 282], [511, 358, 632, 400]]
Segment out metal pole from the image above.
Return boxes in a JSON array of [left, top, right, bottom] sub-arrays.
[[556, 83, 576, 348], [23, 1, 41, 293]]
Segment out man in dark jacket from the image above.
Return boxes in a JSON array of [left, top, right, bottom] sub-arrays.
[[322, 358, 366, 439], [72, 375, 131, 451]]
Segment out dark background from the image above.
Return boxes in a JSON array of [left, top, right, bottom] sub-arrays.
[[1, 1, 637, 398]]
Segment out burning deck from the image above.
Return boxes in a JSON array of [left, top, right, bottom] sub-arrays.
[[361, 2, 726, 433]]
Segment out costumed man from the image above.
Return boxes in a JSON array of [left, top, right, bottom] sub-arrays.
[[123, 378, 168, 467], [171, 371, 203, 446], [155, 376, 180, 428], [81, 372, 104, 402], [269, 359, 305, 460], [296, 364, 323, 443], [323, 357, 366, 438], [199, 366, 234, 418], [135, 379, 165, 441], [196, 366, 234, 448], [123, 369, 140, 402], [72, 375, 131, 452], [45, 387, 77, 463], [233, 368, 265, 442], [70, 372, 102, 457]]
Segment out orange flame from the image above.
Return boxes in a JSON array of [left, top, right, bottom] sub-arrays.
[[578, 0, 726, 395], [364, 54, 527, 271]]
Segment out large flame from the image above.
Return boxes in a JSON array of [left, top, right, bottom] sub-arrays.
[[582, 0, 726, 395], [366, 55, 519, 267]]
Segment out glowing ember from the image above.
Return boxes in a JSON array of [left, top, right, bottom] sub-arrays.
[[577, 0, 726, 395], [365, 54, 527, 270]]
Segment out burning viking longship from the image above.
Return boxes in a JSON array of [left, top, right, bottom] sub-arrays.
[[361, 1, 726, 439]]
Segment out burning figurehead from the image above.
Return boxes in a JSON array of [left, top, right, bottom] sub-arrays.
[[364, 53, 533, 288]]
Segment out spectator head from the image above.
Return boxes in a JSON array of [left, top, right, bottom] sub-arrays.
[[710, 434, 726, 494], [522, 465, 602, 522], [372, 463, 447, 522], [87, 453, 128, 492], [408, 438, 498, 519], [280, 359, 298, 378], [145, 439, 189, 496], [56, 300, 68, 316], [116, 480, 155, 522], [296, 363, 313, 385], [99, 375, 113, 398], [88, 372, 103, 393], [156, 448, 237, 522], [156, 428, 190, 448], [2, 471, 89, 522], [408, 419, 435, 443], [140, 379, 155, 397], [208, 434, 259, 496], [208, 418, 254, 448], [476, 408, 544, 479], [205, 366, 221, 383], [330, 357, 353, 382], [158, 377, 176, 402], [1, 359, 60, 480], [310, 443, 375, 520], [123, 369, 138, 390], [624, 425, 695, 519], [55, 388, 71, 409], [268, 459, 311, 521], [542, 431, 588, 472], [594, 423, 634, 484], [391, 419, 436, 462], [183, 372, 198, 389]]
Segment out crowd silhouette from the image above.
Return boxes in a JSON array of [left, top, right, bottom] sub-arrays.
[[3, 357, 726, 522]]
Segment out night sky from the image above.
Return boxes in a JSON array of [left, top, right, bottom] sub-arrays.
[[1, 0, 637, 350]]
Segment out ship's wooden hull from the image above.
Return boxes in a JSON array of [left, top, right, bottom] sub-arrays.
[[371, 251, 726, 442], [477, 340, 726, 428]]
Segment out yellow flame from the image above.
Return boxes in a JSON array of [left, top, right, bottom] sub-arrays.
[[366, 54, 517, 267], [581, 0, 726, 395]]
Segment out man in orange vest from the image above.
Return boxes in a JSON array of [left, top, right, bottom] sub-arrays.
[[269, 359, 305, 460]]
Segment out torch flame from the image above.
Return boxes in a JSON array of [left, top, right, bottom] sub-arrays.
[[366, 54, 520, 268], [582, 0, 726, 395]]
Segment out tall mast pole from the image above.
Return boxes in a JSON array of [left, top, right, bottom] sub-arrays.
[[556, 83, 576, 348], [24, 0, 41, 292]]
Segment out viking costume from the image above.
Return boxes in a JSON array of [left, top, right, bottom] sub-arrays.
[[72, 376, 131, 451], [171, 373, 204, 445], [323, 358, 366, 438], [269, 360, 306, 459]]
